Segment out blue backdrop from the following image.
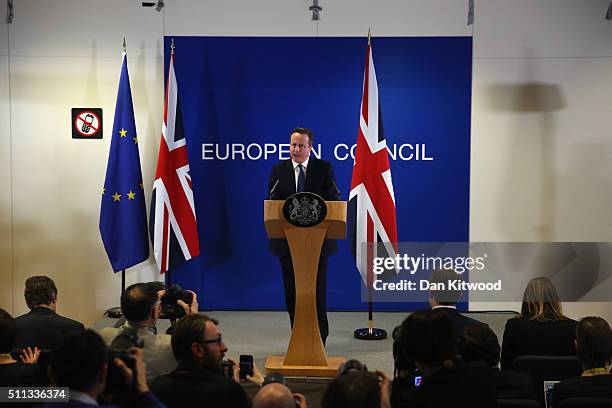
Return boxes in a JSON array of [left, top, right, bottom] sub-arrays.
[[165, 36, 472, 311]]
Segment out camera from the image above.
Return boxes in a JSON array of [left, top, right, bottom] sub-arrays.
[[161, 284, 193, 319], [104, 327, 144, 394], [262, 372, 287, 386], [146, 282, 194, 320], [338, 358, 369, 375], [338, 358, 380, 384]]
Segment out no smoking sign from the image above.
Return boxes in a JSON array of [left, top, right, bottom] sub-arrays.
[[72, 108, 103, 139]]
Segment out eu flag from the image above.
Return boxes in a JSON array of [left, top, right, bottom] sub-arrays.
[[100, 53, 149, 271]]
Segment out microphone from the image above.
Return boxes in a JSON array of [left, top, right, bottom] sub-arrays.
[[269, 179, 280, 200], [332, 179, 341, 199]]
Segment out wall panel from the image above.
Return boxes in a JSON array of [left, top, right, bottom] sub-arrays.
[[0, 56, 12, 314], [471, 57, 612, 242], [474, 0, 612, 58], [9, 0, 161, 58], [9, 55, 162, 323]]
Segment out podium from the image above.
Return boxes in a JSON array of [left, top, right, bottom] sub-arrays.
[[263, 199, 347, 377]]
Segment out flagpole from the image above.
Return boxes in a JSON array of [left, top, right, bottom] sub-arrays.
[[354, 244, 387, 340], [104, 39, 128, 320], [102, 37, 150, 320], [119, 37, 127, 303], [121, 269, 125, 293], [151, 38, 200, 303], [353, 29, 389, 341]]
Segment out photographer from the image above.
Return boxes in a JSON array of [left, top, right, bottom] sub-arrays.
[[253, 382, 308, 408], [391, 310, 495, 408], [41, 329, 164, 408], [151, 314, 257, 408], [100, 283, 198, 382], [321, 360, 391, 408]]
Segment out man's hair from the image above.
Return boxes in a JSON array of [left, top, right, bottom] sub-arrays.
[[24, 276, 57, 309], [171, 314, 218, 362], [291, 127, 314, 146], [575, 316, 612, 370], [520, 277, 568, 321], [429, 268, 462, 305], [0, 308, 16, 353], [458, 324, 501, 367], [399, 310, 455, 367], [253, 383, 296, 408], [50, 329, 107, 392], [121, 283, 158, 322], [321, 371, 380, 408]]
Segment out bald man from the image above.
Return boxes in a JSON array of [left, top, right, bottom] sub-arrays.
[[253, 383, 307, 408]]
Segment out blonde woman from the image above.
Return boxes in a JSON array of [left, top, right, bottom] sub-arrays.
[[500, 277, 577, 370]]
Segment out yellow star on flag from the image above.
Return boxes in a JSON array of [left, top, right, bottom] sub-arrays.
[[127, 190, 136, 200], [139, 183, 144, 190], [119, 128, 127, 138], [102, 187, 106, 196], [112, 192, 121, 202], [133, 137, 138, 144]]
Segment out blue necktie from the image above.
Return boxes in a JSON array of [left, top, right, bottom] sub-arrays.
[[297, 164, 306, 193]]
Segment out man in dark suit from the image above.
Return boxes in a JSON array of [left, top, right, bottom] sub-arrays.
[[268, 127, 341, 345], [13, 276, 84, 352], [428, 268, 487, 338], [392, 310, 497, 408], [458, 323, 536, 400]]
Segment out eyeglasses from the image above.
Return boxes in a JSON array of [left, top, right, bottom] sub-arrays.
[[201, 334, 223, 345]]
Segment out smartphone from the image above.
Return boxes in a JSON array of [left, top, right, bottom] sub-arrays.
[[414, 375, 422, 387], [239, 354, 254, 380]]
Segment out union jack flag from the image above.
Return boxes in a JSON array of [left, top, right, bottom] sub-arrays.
[[348, 41, 398, 287], [150, 49, 200, 273]]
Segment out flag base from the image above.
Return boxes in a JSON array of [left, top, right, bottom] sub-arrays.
[[353, 327, 387, 340]]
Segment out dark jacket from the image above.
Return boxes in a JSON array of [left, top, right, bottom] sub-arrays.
[[0, 361, 48, 387], [494, 368, 537, 400], [40, 391, 165, 408], [552, 374, 612, 407], [500, 317, 577, 370], [13, 307, 84, 351], [391, 360, 497, 408], [432, 307, 487, 339], [150, 361, 249, 408], [267, 157, 341, 257]]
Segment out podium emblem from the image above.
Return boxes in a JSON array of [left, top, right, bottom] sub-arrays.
[[282, 192, 327, 227]]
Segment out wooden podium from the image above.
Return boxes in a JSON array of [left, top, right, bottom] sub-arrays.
[[263, 199, 347, 377]]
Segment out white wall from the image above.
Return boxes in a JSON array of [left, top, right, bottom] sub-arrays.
[[1, 0, 13, 315], [469, 0, 612, 321], [1, 0, 164, 324], [1, 0, 611, 326]]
